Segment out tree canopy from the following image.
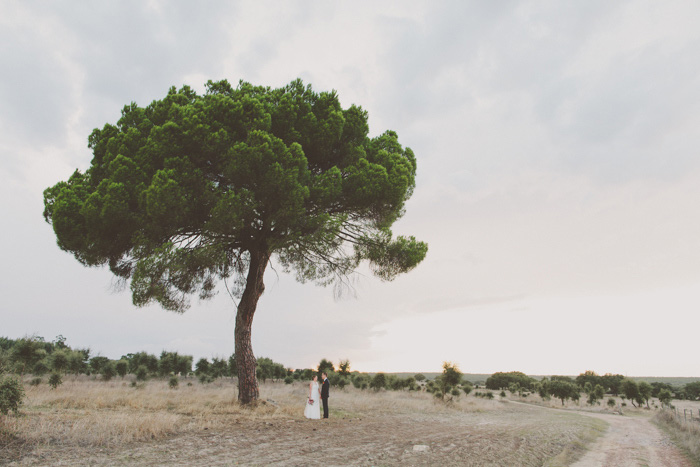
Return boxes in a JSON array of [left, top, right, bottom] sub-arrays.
[[43, 79, 427, 403]]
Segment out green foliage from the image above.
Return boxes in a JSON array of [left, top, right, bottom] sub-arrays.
[[462, 381, 473, 395], [256, 357, 286, 382], [587, 384, 605, 405], [370, 372, 387, 391], [684, 381, 700, 401], [607, 397, 617, 408], [548, 380, 580, 406], [50, 350, 70, 373], [115, 359, 128, 378], [101, 361, 117, 381], [658, 389, 673, 406], [414, 373, 426, 382], [30, 377, 42, 386], [159, 351, 192, 377], [621, 379, 642, 407], [43, 79, 427, 312], [48, 372, 63, 389], [195, 358, 211, 377], [169, 375, 179, 389], [352, 373, 370, 390], [485, 371, 536, 391], [317, 359, 335, 375], [433, 362, 463, 402], [338, 359, 350, 376], [89, 356, 110, 375], [0, 375, 25, 415], [284, 376, 294, 385], [125, 352, 159, 375], [11, 336, 47, 374], [601, 373, 625, 395], [638, 381, 652, 408], [135, 365, 149, 382], [210, 357, 229, 379], [576, 371, 603, 390]]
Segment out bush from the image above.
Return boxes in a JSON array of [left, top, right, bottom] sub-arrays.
[[500, 391, 507, 398], [135, 365, 148, 382], [0, 375, 25, 415], [30, 377, 42, 386], [370, 373, 387, 391], [284, 376, 294, 385], [169, 375, 179, 389], [607, 398, 616, 408], [48, 372, 63, 389], [101, 361, 116, 381]]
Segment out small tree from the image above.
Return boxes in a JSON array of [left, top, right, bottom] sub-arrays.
[[638, 381, 652, 408], [169, 375, 179, 389], [195, 358, 211, 378], [658, 389, 672, 407], [318, 359, 335, 375], [622, 380, 641, 408], [48, 372, 63, 389], [370, 372, 387, 391], [0, 375, 25, 415], [434, 362, 463, 402], [414, 373, 426, 382], [101, 361, 117, 381], [115, 359, 128, 378], [338, 359, 350, 376], [549, 380, 579, 406]]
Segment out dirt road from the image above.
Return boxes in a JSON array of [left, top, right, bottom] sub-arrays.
[[569, 411, 690, 467]]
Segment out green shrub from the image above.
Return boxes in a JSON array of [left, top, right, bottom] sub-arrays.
[[500, 390, 507, 398], [169, 375, 179, 389], [101, 361, 116, 381], [135, 365, 148, 382], [48, 372, 63, 389], [284, 376, 294, 385], [607, 398, 616, 408], [485, 391, 494, 399], [30, 377, 42, 386], [0, 375, 25, 415]]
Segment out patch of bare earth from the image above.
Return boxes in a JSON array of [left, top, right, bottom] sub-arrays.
[[2, 380, 606, 466], [570, 412, 692, 467]]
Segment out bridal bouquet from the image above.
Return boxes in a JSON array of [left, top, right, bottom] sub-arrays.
[[308, 399, 314, 405]]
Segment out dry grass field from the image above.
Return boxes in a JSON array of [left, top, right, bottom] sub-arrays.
[[0, 376, 612, 466]]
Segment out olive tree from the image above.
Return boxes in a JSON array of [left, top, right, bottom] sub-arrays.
[[43, 79, 427, 404]]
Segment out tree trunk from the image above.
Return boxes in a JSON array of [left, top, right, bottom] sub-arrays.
[[235, 248, 270, 404]]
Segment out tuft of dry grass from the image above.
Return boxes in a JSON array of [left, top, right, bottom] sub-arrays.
[[654, 409, 700, 466]]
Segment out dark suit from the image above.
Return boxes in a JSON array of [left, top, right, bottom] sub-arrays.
[[321, 378, 330, 418]]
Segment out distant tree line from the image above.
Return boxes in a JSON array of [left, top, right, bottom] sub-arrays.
[[3, 337, 698, 405], [483, 370, 697, 406]]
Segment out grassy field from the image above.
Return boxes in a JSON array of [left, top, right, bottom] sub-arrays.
[[1, 375, 611, 466]]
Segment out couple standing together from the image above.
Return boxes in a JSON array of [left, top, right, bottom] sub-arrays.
[[304, 372, 329, 419]]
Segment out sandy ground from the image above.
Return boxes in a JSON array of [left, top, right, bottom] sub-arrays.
[[570, 411, 691, 467]]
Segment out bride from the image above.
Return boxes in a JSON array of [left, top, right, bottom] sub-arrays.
[[304, 375, 322, 419]]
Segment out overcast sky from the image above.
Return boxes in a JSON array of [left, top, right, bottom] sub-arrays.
[[2, 1, 700, 377]]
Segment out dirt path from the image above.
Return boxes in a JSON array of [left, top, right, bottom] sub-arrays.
[[569, 411, 690, 467]]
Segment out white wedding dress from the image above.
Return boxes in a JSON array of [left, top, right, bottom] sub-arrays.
[[304, 381, 321, 419]]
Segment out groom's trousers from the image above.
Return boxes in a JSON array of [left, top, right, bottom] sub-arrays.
[[322, 397, 329, 418]]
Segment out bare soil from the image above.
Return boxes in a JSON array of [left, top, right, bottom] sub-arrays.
[[570, 411, 692, 467]]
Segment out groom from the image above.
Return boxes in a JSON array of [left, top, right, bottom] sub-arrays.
[[321, 372, 330, 418]]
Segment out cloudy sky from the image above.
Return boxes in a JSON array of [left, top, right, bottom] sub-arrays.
[[2, 1, 700, 377]]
